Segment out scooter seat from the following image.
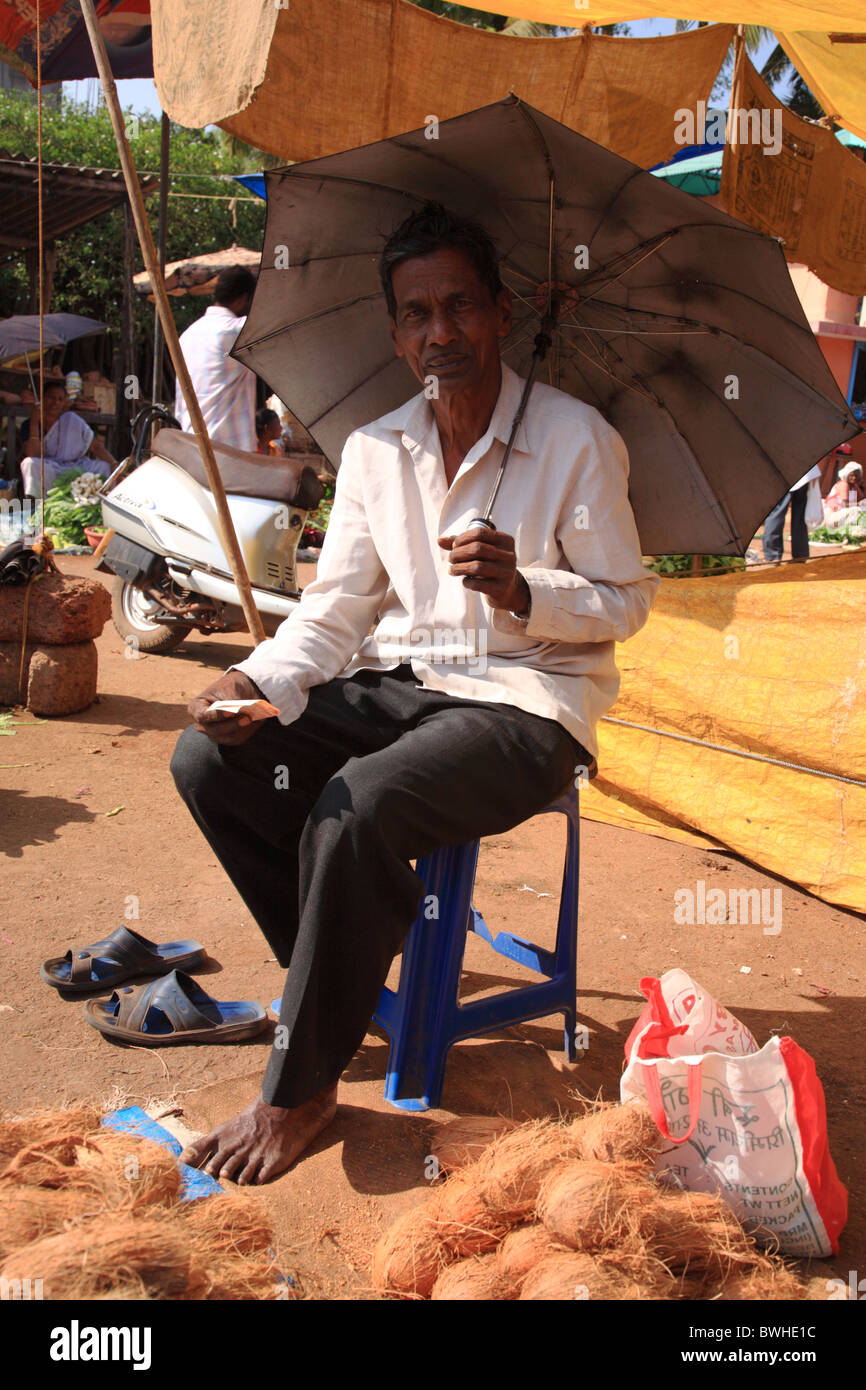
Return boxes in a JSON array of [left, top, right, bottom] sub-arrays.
[[152, 428, 324, 511]]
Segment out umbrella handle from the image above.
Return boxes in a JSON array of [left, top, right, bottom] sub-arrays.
[[467, 516, 496, 532]]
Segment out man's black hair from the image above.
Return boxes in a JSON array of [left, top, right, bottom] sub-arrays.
[[379, 202, 503, 319], [256, 406, 279, 434], [214, 266, 257, 307], [43, 381, 67, 397]]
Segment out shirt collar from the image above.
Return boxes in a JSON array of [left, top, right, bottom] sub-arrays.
[[379, 360, 534, 458]]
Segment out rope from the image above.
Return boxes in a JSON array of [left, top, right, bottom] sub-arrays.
[[36, 0, 45, 512], [600, 715, 866, 789]]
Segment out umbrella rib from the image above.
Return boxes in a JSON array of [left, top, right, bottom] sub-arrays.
[[575, 297, 857, 417], [579, 232, 677, 306]]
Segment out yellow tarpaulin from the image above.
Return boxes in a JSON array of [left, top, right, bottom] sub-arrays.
[[720, 56, 866, 294], [580, 551, 866, 915], [776, 30, 866, 142], [152, 0, 733, 170]]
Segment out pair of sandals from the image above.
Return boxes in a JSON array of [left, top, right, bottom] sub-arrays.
[[40, 925, 268, 1046]]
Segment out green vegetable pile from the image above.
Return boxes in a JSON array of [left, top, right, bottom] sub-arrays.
[[645, 554, 745, 576], [42, 469, 104, 548]]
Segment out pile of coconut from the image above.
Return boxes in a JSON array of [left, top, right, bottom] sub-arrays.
[[0, 1105, 286, 1300], [371, 1103, 806, 1301]]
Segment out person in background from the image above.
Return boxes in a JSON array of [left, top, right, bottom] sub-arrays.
[[256, 407, 284, 456], [175, 267, 257, 453], [19, 381, 116, 498], [761, 463, 822, 564], [825, 460, 865, 513]]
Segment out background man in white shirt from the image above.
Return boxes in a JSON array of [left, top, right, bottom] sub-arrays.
[[174, 266, 257, 453], [171, 204, 659, 1184]]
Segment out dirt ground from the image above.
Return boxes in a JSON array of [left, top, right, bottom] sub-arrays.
[[1, 554, 863, 1299]]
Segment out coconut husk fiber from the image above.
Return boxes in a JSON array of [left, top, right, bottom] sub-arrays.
[[0, 1106, 286, 1301], [520, 1250, 656, 1302]]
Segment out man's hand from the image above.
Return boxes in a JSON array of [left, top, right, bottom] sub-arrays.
[[438, 526, 531, 615], [188, 670, 270, 745]]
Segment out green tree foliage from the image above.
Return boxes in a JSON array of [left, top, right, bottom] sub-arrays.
[[0, 92, 267, 344]]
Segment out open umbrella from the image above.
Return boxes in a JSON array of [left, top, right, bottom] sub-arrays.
[[132, 245, 260, 299], [0, 313, 108, 398], [232, 96, 860, 556]]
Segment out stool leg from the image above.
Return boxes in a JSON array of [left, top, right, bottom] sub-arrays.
[[550, 801, 580, 1061], [374, 841, 479, 1111]]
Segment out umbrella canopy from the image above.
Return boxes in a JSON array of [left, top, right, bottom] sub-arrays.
[[232, 96, 860, 556], [132, 245, 260, 298], [0, 313, 107, 362]]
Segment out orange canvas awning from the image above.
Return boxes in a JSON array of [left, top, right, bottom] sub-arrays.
[[151, 0, 733, 171]]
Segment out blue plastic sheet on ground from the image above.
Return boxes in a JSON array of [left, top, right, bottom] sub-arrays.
[[102, 1106, 222, 1202]]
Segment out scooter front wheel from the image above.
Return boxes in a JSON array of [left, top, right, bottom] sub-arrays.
[[111, 577, 192, 655]]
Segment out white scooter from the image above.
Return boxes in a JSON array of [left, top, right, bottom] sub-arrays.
[[97, 405, 324, 653]]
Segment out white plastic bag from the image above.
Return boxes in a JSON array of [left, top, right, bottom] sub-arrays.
[[621, 969, 847, 1258], [804, 477, 824, 528]]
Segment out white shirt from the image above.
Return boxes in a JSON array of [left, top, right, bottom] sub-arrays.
[[175, 305, 256, 453], [791, 464, 822, 491], [232, 362, 660, 760]]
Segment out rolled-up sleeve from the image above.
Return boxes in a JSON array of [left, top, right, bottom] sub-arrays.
[[490, 412, 659, 645], [230, 431, 389, 724]]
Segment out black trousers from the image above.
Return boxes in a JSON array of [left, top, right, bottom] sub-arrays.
[[763, 487, 809, 562], [170, 664, 585, 1107]]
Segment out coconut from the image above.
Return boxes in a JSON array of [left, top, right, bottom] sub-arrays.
[[473, 1119, 583, 1222], [371, 1203, 449, 1299], [638, 1190, 756, 1281], [496, 1224, 563, 1284], [538, 1159, 646, 1251], [432, 1173, 511, 1255], [519, 1250, 649, 1301], [431, 1253, 514, 1301], [430, 1115, 517, 1175], [569, 1102, 662, 1167]]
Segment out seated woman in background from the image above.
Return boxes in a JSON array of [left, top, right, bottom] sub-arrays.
[[825, 460, 865, 512], [19, 381, 116, 498]]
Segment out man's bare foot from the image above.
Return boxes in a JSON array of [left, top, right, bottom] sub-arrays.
[[180, 1083, 338, 1185]]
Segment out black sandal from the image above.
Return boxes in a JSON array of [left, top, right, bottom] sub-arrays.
[[83, 970, 268, 1045], [40, 925, 206, 994]]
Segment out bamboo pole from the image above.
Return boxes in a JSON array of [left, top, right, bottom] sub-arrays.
[[78, 0, 266, 645]]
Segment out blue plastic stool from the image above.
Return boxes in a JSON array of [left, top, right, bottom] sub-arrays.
[[372, 786, 581, 1112]]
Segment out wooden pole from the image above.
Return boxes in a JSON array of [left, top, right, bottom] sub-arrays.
[[78, 0, 265, 645], [151, 111, 170, 412]]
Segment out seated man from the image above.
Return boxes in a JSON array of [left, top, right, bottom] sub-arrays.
[[171, 203, 660, 1185], [19, 381, 116, 498]]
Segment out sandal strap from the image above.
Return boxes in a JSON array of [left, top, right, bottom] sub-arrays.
[[111, 970, 216, 1034], [64, 926, 163, 984], [70, 950, 94, 984]]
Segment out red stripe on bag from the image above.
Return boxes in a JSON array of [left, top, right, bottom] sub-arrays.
[[779, 1036, 848, 1255], [642, 1062, 703, 1145]]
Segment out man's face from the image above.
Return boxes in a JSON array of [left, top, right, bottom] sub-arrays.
[[389, 247, 511, 399]]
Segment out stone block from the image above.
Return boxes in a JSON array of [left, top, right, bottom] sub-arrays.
[[0, 639, 98, 715], [0, 575, 110, 644]]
